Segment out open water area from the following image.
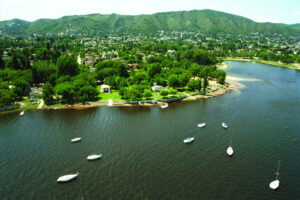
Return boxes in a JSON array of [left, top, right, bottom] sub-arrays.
[[0, 61, 300, 199]]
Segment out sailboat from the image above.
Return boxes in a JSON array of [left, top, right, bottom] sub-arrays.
[[19, 109, 25, 116], [160, 103, 168, 109], [269, 161, 280, 190], [226, 146, 234, 156], [71, 137, 82, 143], [226, 132, 234, 156], [197, 123, 206, 128], [222, 122, 228, 129], [57, 173, 79, 183], [183, 137, 195, 144]]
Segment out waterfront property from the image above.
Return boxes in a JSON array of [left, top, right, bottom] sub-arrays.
[[100, 84, 111, 93]]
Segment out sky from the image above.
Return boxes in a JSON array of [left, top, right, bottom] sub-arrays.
[[0, 0, 300, 24]]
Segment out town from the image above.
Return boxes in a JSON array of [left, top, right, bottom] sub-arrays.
[[0, 30, 299, 113]]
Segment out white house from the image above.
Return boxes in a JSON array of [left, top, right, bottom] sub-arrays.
[[152, 85, 163, 92], [100, 85, 111, 93]]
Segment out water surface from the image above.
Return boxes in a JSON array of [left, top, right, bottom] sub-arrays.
[[0, 61, 300, 199]]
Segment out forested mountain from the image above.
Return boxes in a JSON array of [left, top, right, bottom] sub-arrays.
[[0, 9, 299, 35]]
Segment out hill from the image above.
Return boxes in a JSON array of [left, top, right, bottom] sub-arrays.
[[0, 9, 299, 35]]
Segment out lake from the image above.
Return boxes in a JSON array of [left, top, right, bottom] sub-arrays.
[[0, 61, 300, 200]]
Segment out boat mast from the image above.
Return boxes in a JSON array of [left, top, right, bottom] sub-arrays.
[[275, 160, 281, 180], [229, 131, 234, 146]]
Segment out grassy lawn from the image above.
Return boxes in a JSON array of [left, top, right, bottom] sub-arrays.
[[152, 92, 186, 99], [182, 90, 200, 95], [98, 89, 123, 101], [17, 97, 39, 110], [47, 103, 66, 109]]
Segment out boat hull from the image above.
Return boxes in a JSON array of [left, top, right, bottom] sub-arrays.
[[71, 138, 81, 143], [183, 137, 195, 144], [87, 154, 102, 160], [222, 123, 228, 129], [197, 123, 206, 128], [269, 180, 280, 190], [227, 147, 234, 156], [57, 173, 79, 183]]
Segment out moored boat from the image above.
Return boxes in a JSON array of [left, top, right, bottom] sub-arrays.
[[160, 103, 168, 109], [269, 161, 281, 190], [269, 180, 280, 190], [197, 123, 206, 128], [227, 146, 234, 156], [87, 154, 102, 160], [57, 173, 79, 183], [183, 137, 195, 144], [222, 122, 228, 129], [71, 137, 81, 143], [19, 110, 25, 116]]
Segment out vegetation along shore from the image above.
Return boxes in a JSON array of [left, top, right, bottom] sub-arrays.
[[1, 10, 300, 114]]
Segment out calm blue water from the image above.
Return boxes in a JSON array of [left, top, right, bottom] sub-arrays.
[[0, 61, 299, 200]]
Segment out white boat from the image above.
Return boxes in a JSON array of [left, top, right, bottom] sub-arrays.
[[71, 137, 81, 143], [197, 123, 206, 128], [160, 103, 168, 109], [222, 122, 228, 129], [57, 173, 79, 183], [269, 180, 280, 190], [269, 161, 281, 190], [183, 137, 195, 144], [227, 146, 234, 156], [19, 110, 25, 116], [87, 154, 102, 160]]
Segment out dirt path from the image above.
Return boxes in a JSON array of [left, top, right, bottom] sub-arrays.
[[38, 99, 44, 109]]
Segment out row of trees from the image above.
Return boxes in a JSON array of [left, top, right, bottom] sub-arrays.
[[0, 35, 227, 105]]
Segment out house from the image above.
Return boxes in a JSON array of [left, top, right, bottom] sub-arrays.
[[152, 85, 163, 92], [100, 85, 111, 93]]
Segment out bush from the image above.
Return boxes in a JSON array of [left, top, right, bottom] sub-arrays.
[[160, 89, 169, 96], [119, 88, 127, 97], [169, 88, 177, 95], [143, 89, 152, 98]]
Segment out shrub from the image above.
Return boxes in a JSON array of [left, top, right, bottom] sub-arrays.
[[160, 89, 169, 96], [169, 88, 178, 95]]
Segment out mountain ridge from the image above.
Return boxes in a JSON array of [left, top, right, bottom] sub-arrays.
[[0, 9, 299, 35]]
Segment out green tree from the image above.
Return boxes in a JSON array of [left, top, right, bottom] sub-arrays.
[[168, 74, 180, 88], [154, 74, 167, 87], [96, 68, 116, 81], [32, 61, 57, 86], [189, 63, 202, 78], [42, 83, 55, 105], [57, 55, 79, 77], [12, 78, 31, 98], [0, 90, 16, 107], [147, 63, 162, 78], [0, 81, 16, 106], [187, 80, 199, 91], [77, 85, 99, 104], [0, 57, 5, 69], [143, 89, 152, 98], [55, 82, 75, 104], [203, 76, 208, 94]]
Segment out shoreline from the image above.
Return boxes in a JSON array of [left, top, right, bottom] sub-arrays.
[[223, 57, 300, 70], [0, 81, 241, 115], [0, 61, 249, 115]]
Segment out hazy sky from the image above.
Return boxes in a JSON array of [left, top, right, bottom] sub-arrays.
[[0, 0, 300, 24]]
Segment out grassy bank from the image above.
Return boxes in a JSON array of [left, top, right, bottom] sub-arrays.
[[97, 89, 123, 101], [224, 57, 300, 70]]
